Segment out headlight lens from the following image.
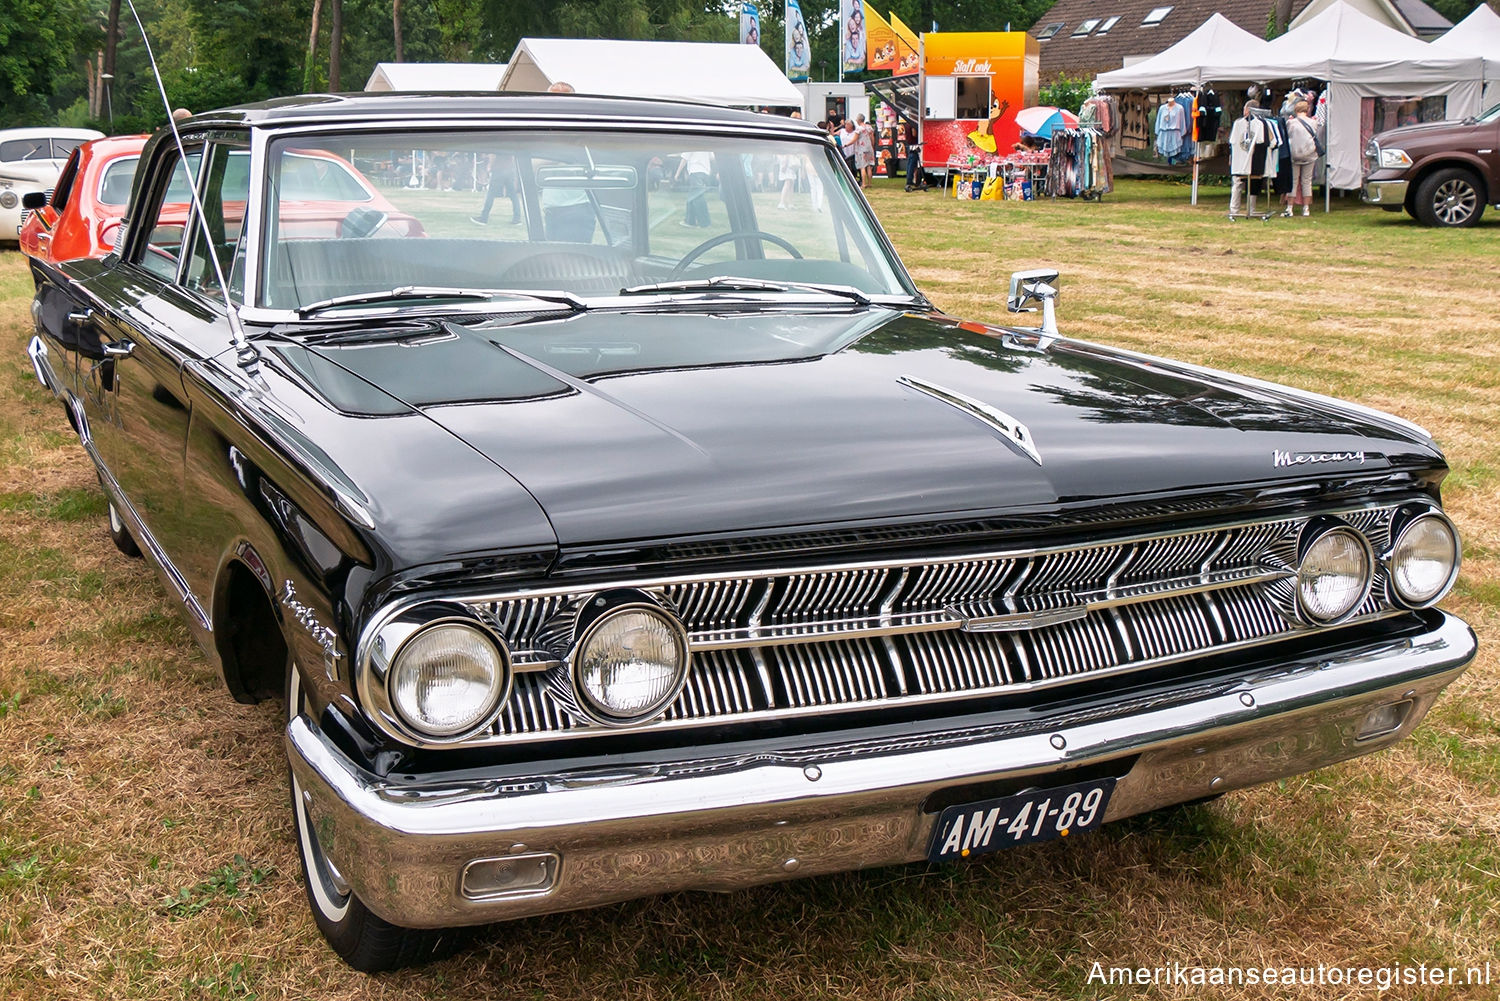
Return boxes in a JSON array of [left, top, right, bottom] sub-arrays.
[[389, 621, 509, 737], [573, 605, 689, 724], [1298, 526, 1372, 623], [1379, 148, 1413, 169], [0, 190, 16, 209], [1389, 513, 1459, 607]]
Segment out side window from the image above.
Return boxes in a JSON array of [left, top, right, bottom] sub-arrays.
[[183, 143, 251, 302], [51, 150, 81, 212], [134, 151, 202, 281]]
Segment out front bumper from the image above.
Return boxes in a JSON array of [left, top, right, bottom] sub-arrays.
[[287, 610, 1475, 929], [1363, 177, 1410, 206]]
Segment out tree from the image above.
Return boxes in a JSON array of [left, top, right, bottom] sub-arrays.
[[0, 0, 98, 124]]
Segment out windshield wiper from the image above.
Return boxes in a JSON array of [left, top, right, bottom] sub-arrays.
[[295, 286, 587, 318], [620, 276, 872, 306]]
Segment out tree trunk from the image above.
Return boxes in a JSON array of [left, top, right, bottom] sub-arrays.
[[305, 0, 323, 92], [102, 0, 120, 122], [1274, 0, 1294, 34], [329, 0, 343, 92], [393, 0, 404, 63]]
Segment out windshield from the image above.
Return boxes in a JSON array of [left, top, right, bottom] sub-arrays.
[[260, 128, 915, 311], [1478, 102, 1500, 125]]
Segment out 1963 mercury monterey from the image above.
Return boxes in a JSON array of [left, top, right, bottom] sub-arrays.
[[25, 94, 1474, 971]]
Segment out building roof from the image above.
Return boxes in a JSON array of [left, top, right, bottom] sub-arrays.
[[1029, 0, 1449, 77]]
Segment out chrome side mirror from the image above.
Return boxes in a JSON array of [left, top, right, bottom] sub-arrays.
[[1008, 268, 1060, 336]]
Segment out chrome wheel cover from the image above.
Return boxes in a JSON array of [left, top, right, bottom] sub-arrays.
[[1433, 179, 1477, 225]]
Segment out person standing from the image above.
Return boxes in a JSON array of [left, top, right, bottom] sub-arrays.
[[855, 113, 876, 187], [903, 121, 925, 191], [471, 153, 520, 226], [676, 150, 714, 227], [838, 118, 859, 183], [1286, 100, 1321, 217]]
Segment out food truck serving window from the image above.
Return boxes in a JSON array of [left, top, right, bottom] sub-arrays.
[[955, 77, 991, 119]]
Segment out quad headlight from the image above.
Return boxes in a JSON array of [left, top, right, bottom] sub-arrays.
[[543, 590, 690, 727], [1386, 509, 1460, 608], [1297, 523, 1374, 624], [368, 604, 512, 741]]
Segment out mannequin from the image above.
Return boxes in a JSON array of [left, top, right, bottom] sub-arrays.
[[1228, 99, 1265, 218]]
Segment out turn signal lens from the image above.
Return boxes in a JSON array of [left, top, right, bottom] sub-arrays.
[[1298, 526, 1372, 623], [1389, 513, 1459, 607]]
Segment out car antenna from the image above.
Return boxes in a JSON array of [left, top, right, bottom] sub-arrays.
[[123, 0, 261, 378]]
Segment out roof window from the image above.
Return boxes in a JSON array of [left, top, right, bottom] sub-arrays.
[[1097, 15, 1121, 34], [1142, 6, 1173, 25], [1072, 18, 1101, 36], [1037, 22, 1064, 40]]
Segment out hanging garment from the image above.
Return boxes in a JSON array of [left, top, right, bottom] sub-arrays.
[[1198, 88, 1222, 139], [1267, 118, 1292, 194], [1154, 101, 1186, 161], [1228, 116, 1263, 176], [1174, 93, 1196, 159]]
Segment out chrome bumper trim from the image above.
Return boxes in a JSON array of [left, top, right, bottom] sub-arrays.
[[287, 611, 1475, 929], [1363, 179, 1409, 205]]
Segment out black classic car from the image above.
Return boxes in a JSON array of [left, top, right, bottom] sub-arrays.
[[27, 94, 1474, 971]]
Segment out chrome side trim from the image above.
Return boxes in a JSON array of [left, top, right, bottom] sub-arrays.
[[89, 446, 211, 631], [898, 375, 1043, 465], [27, 335, 58, 394]]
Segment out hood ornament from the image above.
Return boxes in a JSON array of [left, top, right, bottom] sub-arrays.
[[899, 375, 1043, 466]]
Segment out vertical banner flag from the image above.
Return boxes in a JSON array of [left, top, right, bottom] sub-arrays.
[[740, 2, 760, 46], [840, 0, 866, 74], [865, 4, 897, 72], [889, 12, 921, 75], [785, 0, 810, 82]]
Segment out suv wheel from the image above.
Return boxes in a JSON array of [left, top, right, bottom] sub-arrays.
[[1413, 168, 1485, 227], [288, 665, 466, 971]]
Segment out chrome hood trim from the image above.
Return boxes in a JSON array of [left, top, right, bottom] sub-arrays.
[[898, 375, 1043, 465]]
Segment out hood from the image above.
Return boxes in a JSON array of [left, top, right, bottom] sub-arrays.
[[1374, 118, 1487, 147], [295, 308, 1440, 548]]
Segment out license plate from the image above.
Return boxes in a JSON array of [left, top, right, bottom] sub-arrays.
[[928, 778, 1115, 862]]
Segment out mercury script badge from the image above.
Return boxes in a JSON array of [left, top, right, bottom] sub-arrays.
[[1273, 449, 1368, 468]]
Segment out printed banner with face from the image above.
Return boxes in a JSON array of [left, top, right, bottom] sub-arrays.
[[840, 0, 866, 73], [889, 12, 921, 75], [785, 0, 810, 82], [865, 4, 897, 72], [740, 2, 760, 46]]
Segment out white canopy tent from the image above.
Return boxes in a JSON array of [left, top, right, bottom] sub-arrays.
[[364, 62, 506, 92], [499, 38, 803, 108], [1432, 4, 1500, 106], [1094, 14, 1271, 90], [1212, 2, 1484, 188]]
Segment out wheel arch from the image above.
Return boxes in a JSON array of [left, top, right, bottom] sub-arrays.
[[1409, 156, 1490, 206], [212, 544, 290, 704]]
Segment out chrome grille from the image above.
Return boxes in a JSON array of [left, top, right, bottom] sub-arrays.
[[416, 501, 1421, 745]]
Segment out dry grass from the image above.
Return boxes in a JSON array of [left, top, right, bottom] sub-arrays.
[[0, 179, 1496, 999]]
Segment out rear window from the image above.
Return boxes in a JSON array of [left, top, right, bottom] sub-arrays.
[[98, 156, 141, 206]]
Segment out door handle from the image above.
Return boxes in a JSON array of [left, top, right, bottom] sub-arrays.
[[67, 309, 93, 324], [102, 340, 135, 358]]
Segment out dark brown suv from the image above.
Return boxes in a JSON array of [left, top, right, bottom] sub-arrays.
[[1364, 102, 1500, 227]]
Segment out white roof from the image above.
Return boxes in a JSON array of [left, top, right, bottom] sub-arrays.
[[1214, 1, 1481, 83], [1094, 14, 1271, 89], [1433, 4, 1500, 81], [499, 38, 803, 107], [0, 127, 104, 142], [364, 62, 506, 92]]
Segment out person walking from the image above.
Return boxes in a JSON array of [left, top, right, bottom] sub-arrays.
[[1286, 100, 1321, 217], [471, 153, 520, 226], [855, 113, 876, 187]]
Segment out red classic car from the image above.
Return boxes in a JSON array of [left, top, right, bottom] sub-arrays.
[[21, 136, 422, 264]]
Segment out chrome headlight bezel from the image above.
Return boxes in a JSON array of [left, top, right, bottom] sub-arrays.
[[542, 589, 691, 728], [363, 602, 513, 743], [1383, 507, 1460, 609], [1296, 521, 1375, 625]]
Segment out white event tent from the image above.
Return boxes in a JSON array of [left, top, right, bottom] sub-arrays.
[[1433, 4, 1500, 106], [364, 62, 507, 92], [1211, 2, 1484, 188], [1094, 14, 1270, 90], [498, 38, 803, 108]]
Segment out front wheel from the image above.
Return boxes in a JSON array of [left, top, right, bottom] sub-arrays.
[[1413, 168, 1486, 228], [288, 666, 464, 971]]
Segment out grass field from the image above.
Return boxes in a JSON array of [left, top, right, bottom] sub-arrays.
[[0, 178, 1496, 1000]]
